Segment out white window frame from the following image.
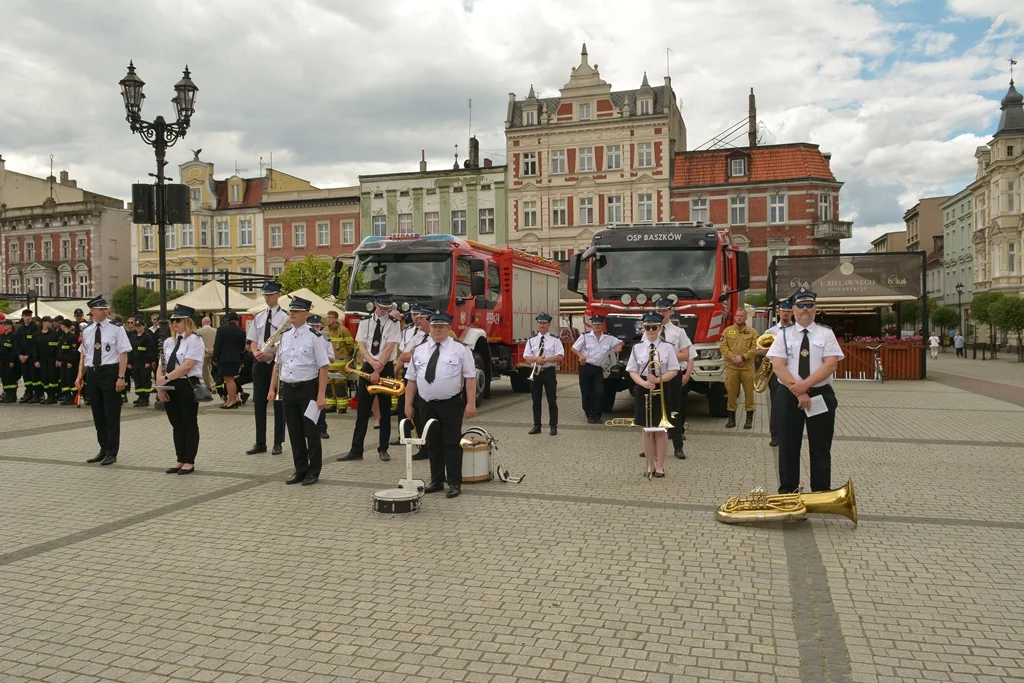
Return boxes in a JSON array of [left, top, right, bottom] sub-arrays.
[[270, 224, 282, 248], [215, 220, 230, 248], [1008, 180, 1016, 213], [579, 102, 591, 120], [342, 221, 355, 245], [552, 249, 568, 262], [730, 196, 747, 225], [522, 152, 537, 176], [25, 241, 35, 261], [606, 195, 623, 224], [61, 237, 70, 259], [200, 219, 210, 248], [637, 193, 654, 223], [42, 238, 52, 261], [551, 199, 567, 227], [769, 194, 787, 224], [231, 184, 240, 203], [239, 218, 254, 247], [605, 145, 621, 170], [691, 198, 708, 223], [579, 197, 594, 224], [579, 147, 594, 172], [190, 187, 201, 209], [398, 214, 413, 233], [1010, 242, 1017, 274], [524, 110, 536, 126], [522, 201, 538, 229], [372, 216, 386, 237], [164, 224, 176, 250], [181, 221, 195, 248], [239, 266, 254, 293], [61, 273, 73, 297], [9, 242, 17, 264], [551, 150, 566, 175], [730, 158, 746, 177], [636, 142, 653, 168], [181, 267, 195, 293], [479, 208, 494, 234], [76, 272, 89, 297], [293, 222, 306, 248], [818, 193, 833, 221], [451, 210, 467, 235], [424, 212, 439, 235], [76, 236, 87, 259], [317, 221, 331, 246], [638, 98, 652, 115], [270, 265, 284, 277]]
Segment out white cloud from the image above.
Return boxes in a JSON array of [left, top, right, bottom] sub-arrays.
[[913, 30, 957, 56]]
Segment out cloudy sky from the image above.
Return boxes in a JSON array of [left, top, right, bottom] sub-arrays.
[[0, 0, 1021, 251]]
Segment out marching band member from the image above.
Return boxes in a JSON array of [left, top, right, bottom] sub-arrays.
[[571, 315, 622, 424], [269, 297, 330, 486], [324, 310, 354, 414], [338, 294, 401, 462], [404, 312, 477, 499], [156, 305, 206, 474], [719, 307, 758, 429], [758, 300, 794, 447], [308, 314, 333, 439], [245, 281, 288, 455], [626, 313, 680, 478], [766, 289, 843, 494], [524, 313, 564, 436], [76, 296, 132, 466], [656, 299, 692, 458]]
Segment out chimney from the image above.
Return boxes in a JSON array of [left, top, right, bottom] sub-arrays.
[[469, 136, 480, 169], [483, 158, 493, 168], [60, 170, 69, 184], [748, 88, 757, 148], [419, 150, 427, 173], [822, 152, 832, 167]]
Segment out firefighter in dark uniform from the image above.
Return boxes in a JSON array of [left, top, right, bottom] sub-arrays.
[[15, 309, 40, 403], [130, 315, 157, 406], [58, 319, 80, 404], [35, 316, 61, 404], [1, 319, 18, 403]]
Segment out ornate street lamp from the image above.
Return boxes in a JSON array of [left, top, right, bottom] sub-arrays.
[[955, 282, 965, 354], [119, 62, 198, 320]]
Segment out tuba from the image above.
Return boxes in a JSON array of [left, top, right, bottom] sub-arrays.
[[753, 333, 775, 393], [716, 479, 857, 526], [342, 358, 406, 397]]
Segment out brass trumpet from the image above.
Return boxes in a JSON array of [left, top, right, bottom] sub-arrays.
[[753, 333, 775, 393], [342, 358, 406, 397], [715, 479, 857, 526]]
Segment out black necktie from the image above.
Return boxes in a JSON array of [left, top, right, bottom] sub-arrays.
[[649, 342, 657, 377], [263, 308, 275, 342], [424, 342, 441, 383], [92, 324, 102, 367], [166, 335, 182, 373], [371, 318, 383, 355], [799, 330, 811, 379], [538, 336, 544, 360]]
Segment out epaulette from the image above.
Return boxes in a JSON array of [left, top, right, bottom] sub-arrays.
[[311, 329, 322, 337]]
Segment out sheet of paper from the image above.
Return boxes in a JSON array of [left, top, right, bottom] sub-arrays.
[[304, 400, 321, 424], [804, 394, 828, 417]]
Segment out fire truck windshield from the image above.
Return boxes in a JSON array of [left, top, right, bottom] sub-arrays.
[[350, 255, 452, 298], [592, 248, 717, 299]]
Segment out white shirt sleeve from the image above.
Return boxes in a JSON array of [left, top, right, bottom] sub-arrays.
[[184, 335, 206, 363], [625, 345, 640, 374], [821, 328, 845, 360], [461, 344, 476, 379], [572, 335, 585, 352], [245, 312, 261, 344], [313, 335, 330, 368], [549, 336, 566, 357], [766, 331, 789, 360], [115, 326, 133, 355], [383, 320, 402, 346], [662, 343, 681, 373], [355, 319, 370, 345]]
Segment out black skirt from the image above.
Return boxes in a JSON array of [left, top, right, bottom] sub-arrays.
[[633, 384, 668, 428]]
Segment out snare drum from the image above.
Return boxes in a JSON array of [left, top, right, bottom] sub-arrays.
[[371, 488, 422, 516], [459, 434, 494, 483]]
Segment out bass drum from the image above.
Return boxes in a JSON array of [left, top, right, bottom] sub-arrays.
[[371, 488, 422, 516]]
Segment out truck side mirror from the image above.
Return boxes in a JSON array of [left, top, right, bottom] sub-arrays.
[[330, 260, 343, 297], [470, 258, 485, 273], [471, 274, 486, 297], [735, 250, 751, 291], [567, 253, 581, 293]]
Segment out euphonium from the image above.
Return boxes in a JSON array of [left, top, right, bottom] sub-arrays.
[[753, 333, 776, 393], [259, 321, 292, 355], [342, 358, 406, 397], [715, 479, 858, 526]]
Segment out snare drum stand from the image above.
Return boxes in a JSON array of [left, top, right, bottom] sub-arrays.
[[397, 417, 437, 494]]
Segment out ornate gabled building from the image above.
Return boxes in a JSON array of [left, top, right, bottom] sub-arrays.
[[504, 44, 686, 261]]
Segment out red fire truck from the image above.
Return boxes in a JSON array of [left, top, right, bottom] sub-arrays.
[[334, 233, 562, 401], [566, 222, 750, 416]]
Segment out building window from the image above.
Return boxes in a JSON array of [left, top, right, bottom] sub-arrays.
[[424, 212, 439, 235], [730, 196, 747, 225], [1008, 145, 1015, 158], [451, 210, 467, 235], [61, 238, 70, 259], [239, 266, 254, 293], [579, 147, 594, 172], [9, 276, 20, 293], [199, 219, 209, 248], [398, 214, 413, 233], [425, 188, 436, 195], [270, 266, 284, 277], [636, 142, 653, 168], [479, 208, 495, 234], [453, 186, 464, 193], [181, 221, 194, 248], [317, 222, 331, 246], [61, 274, 72, 297], [373, 192, 384, 199], [239, 219, 254, 247], [1008, 181, 1016, 212], [372, 215, 386, 237], [26, 241, 35, 261], [769, 194, 786, 223], [579, 102, 591, 120], [607, 195, 623, 223], [214, 220, 229, 248], [1010, 243, 1017, 273], [730, 158, 746, 177], [293, 222, 306, 247], [8, 242, 17, 264], [77, 273, 89, 297], [231, 184, 240, 203], [481, 184, 492, 191], [76, 236, 87, 259], [552, 249, 568, 261], [524, 110, 536, 125], [552, 199, 567, 227], [191, 188, 201, 209], [818, 193, 833, 221], [638, 98, 652, 115], [767, 245, 789, 269], [342, 221, 355, 245], [399, 190, 410, 198], [270, 225, 282, 248], [181, 268, 195, 293], [579, 197, 594, 224], [638, 193, 654, 223], [31, 276, 43, 294], [606, 145, 621, 170], [551, 150, 566, 174], [522, 201, 538, 228], [42, 240, 52, 261], [691, 198, 708, 223], [164, 224, 176, 250], [522, 152, 537, 176]]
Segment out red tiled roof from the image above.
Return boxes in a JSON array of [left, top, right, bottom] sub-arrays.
[[673, 143, 836, 187], [214, 177, 265, 210]]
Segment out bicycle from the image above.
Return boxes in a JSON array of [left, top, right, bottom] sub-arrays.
[[866, 345, 886, 383]]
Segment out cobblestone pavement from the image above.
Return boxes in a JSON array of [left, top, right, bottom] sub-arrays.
[[1, 373, 1021, 683]]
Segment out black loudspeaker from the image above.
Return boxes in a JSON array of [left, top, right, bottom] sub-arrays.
[[132, 184, 155, 224], [164, 184, 191, 225]]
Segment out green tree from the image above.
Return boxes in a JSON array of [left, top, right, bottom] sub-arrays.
[[110, 284, 185, 319], [745, 293, 767, 308], [881, 310, 897, 331], [0, 299, 11, 315], [899, 301, 922, 330], [279, 255, 336, 299], [971, 292, 1007, 358], [931, 306, 960, 342], [991, 297, 1024, 362]]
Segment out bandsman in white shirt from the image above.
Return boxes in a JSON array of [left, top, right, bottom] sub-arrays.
[[767, 289, 844, 495], [245, 281, 288, 455], [524, 313, 565, 436], [339, 294, 402, 462], [404, 312, 477, 499], [571, 315, 623, 424], [656, 299, 692, 459], [757, 300, 794, 447], [156, 305, 207, 474], [75, 295, 133, 466], [625, 313, 681, 478], [269, 297, 330, 486]]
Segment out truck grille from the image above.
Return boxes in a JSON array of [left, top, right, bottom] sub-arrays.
[[606, 314, 698, 343]]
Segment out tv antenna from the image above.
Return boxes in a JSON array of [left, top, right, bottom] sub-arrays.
[[234, 160, 248, 175]]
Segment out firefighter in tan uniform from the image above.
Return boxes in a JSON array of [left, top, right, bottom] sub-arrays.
[[718, 308, 758, 429], [324, 310, 354, 413]]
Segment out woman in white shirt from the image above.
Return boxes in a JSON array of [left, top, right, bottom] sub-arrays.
[[928, 332, 940, 360], [157, 305, 207, 474], [626, 313, 681, 478]]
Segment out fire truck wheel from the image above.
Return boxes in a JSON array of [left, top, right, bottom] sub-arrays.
[[707, 382, 729, 417], [472, 351, 488, 402], [509, 369, 531, 393]]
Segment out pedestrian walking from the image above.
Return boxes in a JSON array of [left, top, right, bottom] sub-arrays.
[[196, 316, 218, 391], [954, 330, 965, 358], [928, 332, 940, 360]]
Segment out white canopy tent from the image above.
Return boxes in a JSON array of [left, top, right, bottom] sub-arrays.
[[141, 280, 260, 313], [246, 288, 343, 317], [30, 299, 91, 320]]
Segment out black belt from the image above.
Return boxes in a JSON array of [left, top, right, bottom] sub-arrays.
[[87, 364, 118, 371], [281, 379, 317, 388], [807, 385, 834, 397]]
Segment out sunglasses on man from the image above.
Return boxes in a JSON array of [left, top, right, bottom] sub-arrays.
[[642, 324, 661, 331], [794, 302, 815, 309]]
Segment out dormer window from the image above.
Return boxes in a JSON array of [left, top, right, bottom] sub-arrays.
[[524, 110, 536, 126], [1009, 145, 1015, 158], [231, 184, 240, 203], [638, 98, 652, 115], [730, 158, 746, 177], [579, 103, 591, 120]]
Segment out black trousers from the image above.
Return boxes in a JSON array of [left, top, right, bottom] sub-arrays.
[[60, 362, 77, 398], [350, 361, 394, 455], [40, 358, 59, 397], [422, 394, 465, 487], [578, 363, 605, 420], [20, 359, 39, 395], [87, 365, 123, 457], [252, 362, 285, 446], [767, 375, 781, 440], [530, 366, 558, 427], [133, 362, 153, 398], [399, 395, 426, 439], [164, 377, 200, 464], [664, 373, 684, 448], [1, 360, 19, 398], [775, 385, 837, 494], [282, 379, 322, 477]]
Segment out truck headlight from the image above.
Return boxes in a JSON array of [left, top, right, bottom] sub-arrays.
[[697, 349, 722, 361]]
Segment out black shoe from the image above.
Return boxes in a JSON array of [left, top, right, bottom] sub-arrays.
[[26, 395, 41, 404], [411, 451, 429, 461], [320, 431, 330, 440], [86, 452, 105, 463], [165, 466, 182, 474], [674, 446, 686, 460], [681, 433, 687, 441], [337, 451, 363, 461], [639, 451, 645, 458], [725, 412, 736, 428], [177, 467, 195, 475], [653, 471, 665, 478], [100, 455, 117, 466], [550, 426, 557, 436], [445, 485, 461, 498], [46, 397, 59, 405], [240, 392, 250, 406], [744, 411, 754, 429], [301, 474, 319, 486], [285, 473, 305, 485], [424, 481, 445, 494], [528, 425, 541, 435], [246, 444, 267, 455], [769, 439, 779, 447], [271, 443, 283, 455], [378, 449, 390, 462], [18, 394, 31, 404]]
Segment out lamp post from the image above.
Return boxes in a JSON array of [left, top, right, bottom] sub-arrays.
[[955, 282, 964, 332], [119, 62, 198, 321]]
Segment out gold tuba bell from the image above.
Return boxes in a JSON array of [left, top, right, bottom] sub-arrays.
[[753, 333, 775, 393], [715, 479, 857, 526], [342, 358, 406, 397]]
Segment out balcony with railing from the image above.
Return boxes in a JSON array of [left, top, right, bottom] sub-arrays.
[[812, 220, 853, 240]]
